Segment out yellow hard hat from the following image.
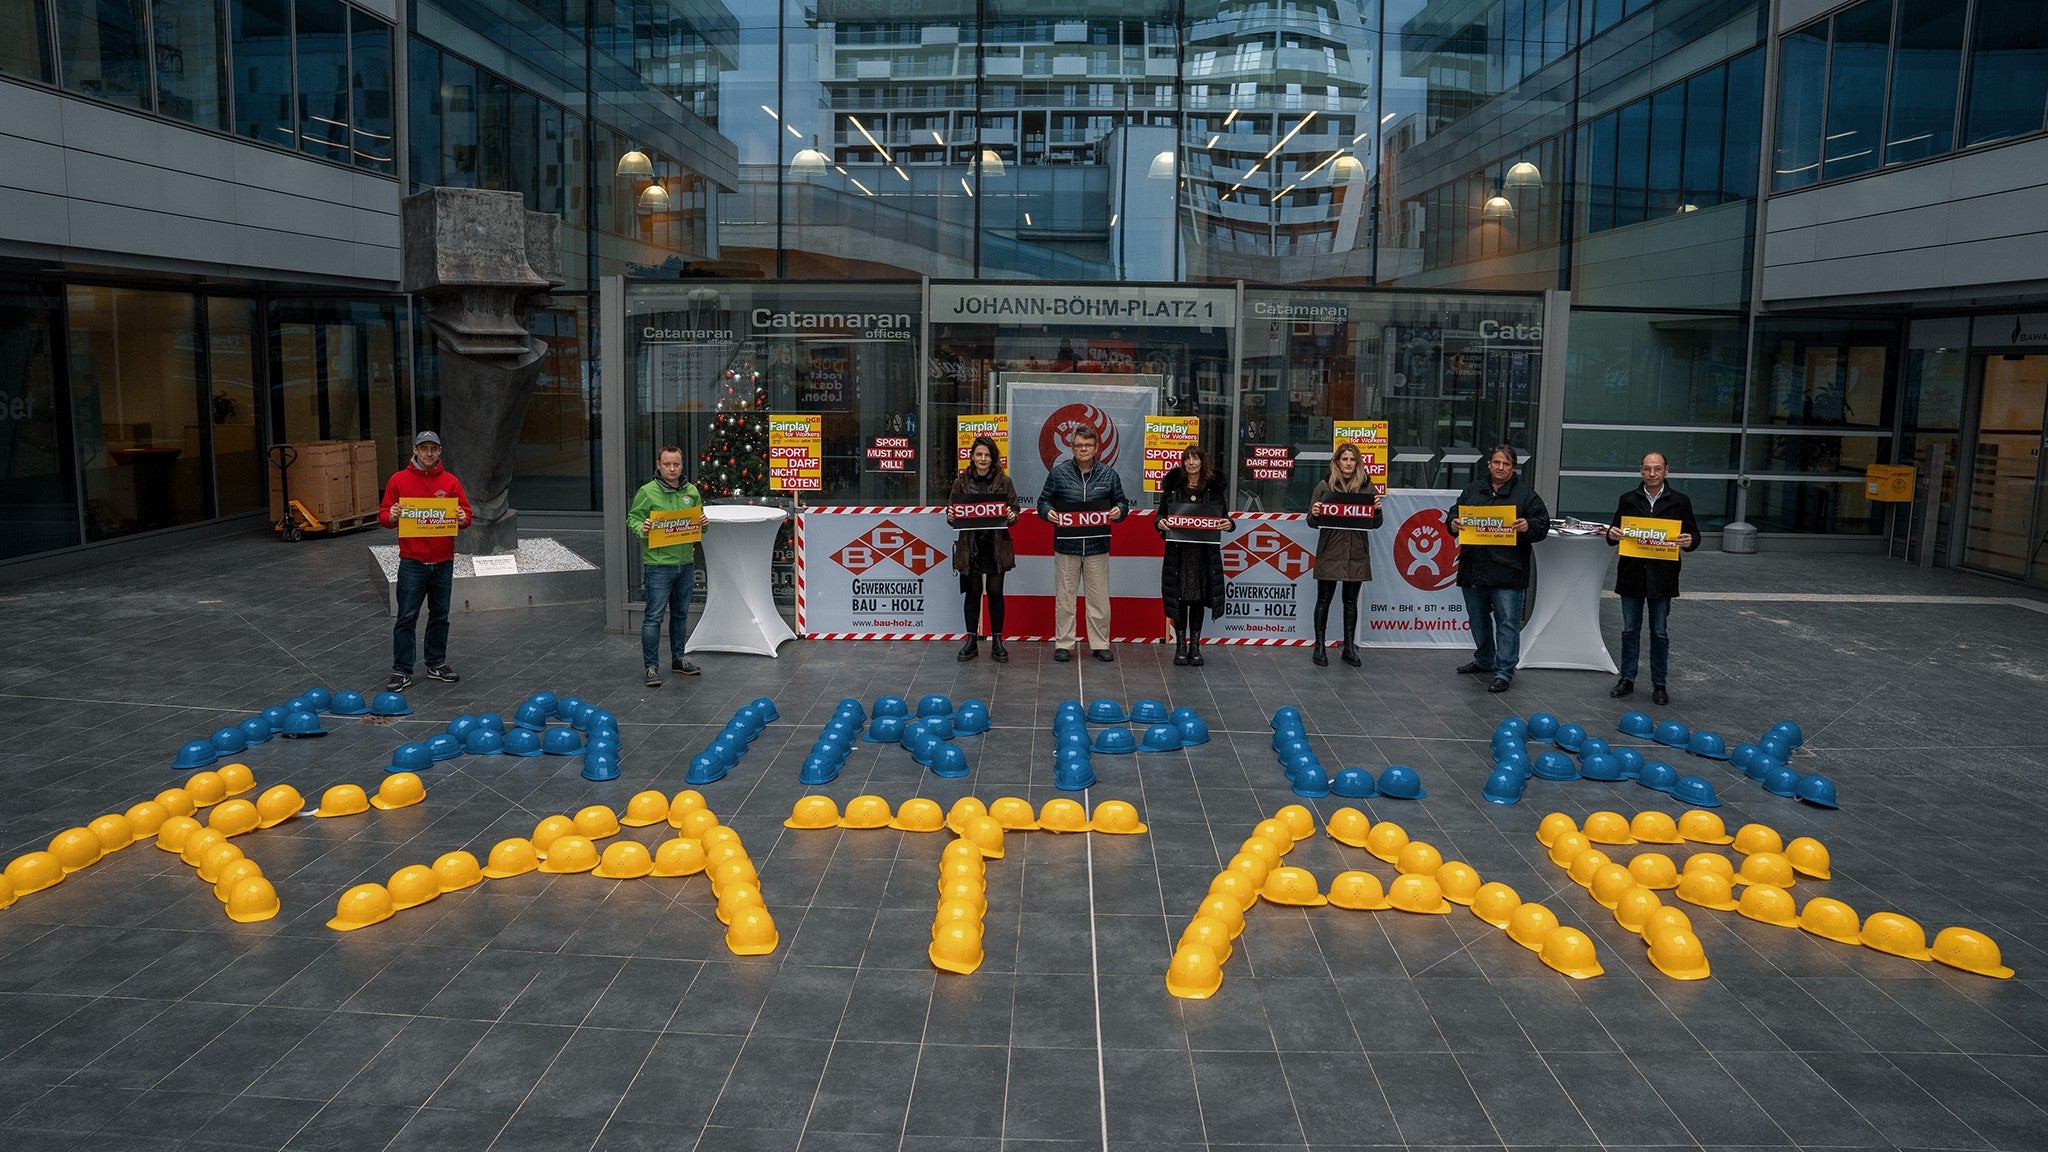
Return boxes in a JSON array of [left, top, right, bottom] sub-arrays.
[[1547, 831, 1590, 869], [1566, 847, 1612, 889], [1627, 853, 1679, 890], [705, 834, 746, 864], [716, 882, 765, 926], [0, 875, 12, 911], [594, 841, 656, 879], [934, 897, 984, 936], [1737, 882, 1799, 928], [1208, 870, 1259, 913], [713, 856, 761, 895], [1091, 801, 1146, 835], [48, 827, 103, 873], [1179, 915, 1236, 965], [1930, 927, 2014, 979], [1612, 885, 1664, 933], [666, 789, 708, 827], [893, 798, 949, 833], [1328, 870, 1392, 910], [1435, 862, 1483, 906], [433, 851, 484, 892], [1629, 810, 1682, 844], [1638, 905, 1694, 946], [88, 813, 136, 853], [962, 815, 1007, 858], [1860, 911, 1934, 961], [942, 837, 985, 870], [195, 841, 246, 884], [1470, 881, 1522, 929], [212, 857, 265, 904], [727, 906, 780, 956], [1226, 851, 1272, 890], [785, 796, 842, 830], [313, 784, 369, 818], [1365, 821, 1409, 864], [1798, 896, 1862, 946], [1507, 902, 1560, 951], [988, 797, 1039, 830], [531, 815, 576, 857], [1588, 863, 1637, 910], [1274, 803, 1317, 842], [1676, 870, 1737, 911], [326, 882, 394, 931], [387, 864, 441, 910], [1197, 893, 1247, 940], [208, 799, 261, 838], [930, 921, 984, 974], [1735, 852, 1795, 889], [217, 762, 256, 797], [675, 808, 721, 840], [1326, 806, 1371, 848], [1395, 841, 1443, 878], [1683, 852, 1734, 880], [1785, 836, 1832, 880], [1164, 942, 1223, 999], [185, 771, 227, 808], [370, 772, 425, 810], [1646, 925, 1711, 980], [939, 877, 988, 918], [180, 827, 228, 868], [123, 801, 170, 840], [226, 876, 281, 923], [252, 785, 304, 829], [537, 835, 599, 874], [155, 788, 198, 819], [573, 805, 620, 840], [1535, 812, 1578, 849], [1540, 925, 1604, 979], [936, 858, 982, 896], [947, 797, 989, 835], [1677, 810, 1732, 844], [622, 791, 672, 828], [1261, 865, 1327, 907], [1238, 835, 1284, 869], [480, 838, 540, 878], [1252, 819, 1293, 851], [1582, 811, 1635, 846], [840, 795, 895, 829], [6, 851, 66, 895], [651, 838, 707, 878], [1387, 873, 1451, 914], [154, 815, 202, 854], [1731, 822, 1783, 857]]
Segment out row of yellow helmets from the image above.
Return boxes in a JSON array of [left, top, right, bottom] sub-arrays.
[[783, 793, 1147, 837], [1538, 810, 2012, 980], [931, 838, 993, 975]]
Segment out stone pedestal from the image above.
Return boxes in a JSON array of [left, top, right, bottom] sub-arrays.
[[369, 538, 601, 614]]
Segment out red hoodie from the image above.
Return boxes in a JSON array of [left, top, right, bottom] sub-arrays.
[[380, 459, 473, 563]]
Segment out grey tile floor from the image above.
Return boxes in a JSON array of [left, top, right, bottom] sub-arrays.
[[2, 530, 2047, 1151]]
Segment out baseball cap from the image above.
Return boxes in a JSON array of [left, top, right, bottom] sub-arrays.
[[414, 431, 442, 445]]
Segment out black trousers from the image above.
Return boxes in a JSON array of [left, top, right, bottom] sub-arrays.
[[963, 571, 1006, 636]]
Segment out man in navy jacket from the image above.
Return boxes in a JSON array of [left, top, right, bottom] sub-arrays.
[[1604, 452, 1700, 705], [1036, 425, 1130, 662], [1446, 444, 1549, 693]]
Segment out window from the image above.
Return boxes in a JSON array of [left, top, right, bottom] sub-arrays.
[[1722, 49, 1763, 199], [1774, 23, 1826, 189], [407, 38, 441, 186], [350, 8, 394, 172], [1614, 98, 1648, 226], [56, 0, 148, 107], [0, 0, 51, 82], [1822, 0, 1890, 180], [1647, 86, 1683, 217], [296, 0, 350, 163], [152, 0, 228, 129], [1886, 0, 1963, 163], [1964, 0, 2048, 146], [1682, 66, 1724, 208], [232, 0, 294, 147]]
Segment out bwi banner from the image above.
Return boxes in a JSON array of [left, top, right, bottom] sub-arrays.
[[1142, 416, 1199, 491], [1332, 419, 1390, 488], [956, 414, 1009, 469], [1004, 380, 1155, 505], [1362, 490, 1469, 647], [769, 414, 822, 491]]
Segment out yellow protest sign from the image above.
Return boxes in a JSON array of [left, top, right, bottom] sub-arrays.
[[647, 506, 704, 547], [956, 414, 1009, 469], [1618, 515, 1682, 560], [1332, 419, 1389, 488], [1457, 504, 1518, 546], [1142, 416, 1200, 492], [396, 497, 459, 538], [769, 414, 823, 492]]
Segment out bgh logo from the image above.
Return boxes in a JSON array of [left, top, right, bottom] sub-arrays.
[[830, 520, 945, 575], [1222, 524, 1315, 580]]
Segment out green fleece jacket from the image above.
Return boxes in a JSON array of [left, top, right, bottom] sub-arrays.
[[627, 477, 702, 566]]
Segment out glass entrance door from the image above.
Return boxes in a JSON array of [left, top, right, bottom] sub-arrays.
[[1961, 354, 2048, 578]]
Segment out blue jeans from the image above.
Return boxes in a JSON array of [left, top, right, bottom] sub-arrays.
[[393, 558, 452, 674], [1462, 585, 1526, 681], [1619, 596, 1671, 686], [641, 563, 695, 668]]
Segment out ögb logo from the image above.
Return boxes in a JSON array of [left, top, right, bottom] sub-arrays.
[[1038, 403, 1120, 468], [1394, 508, 1457, 590], [1222, 524, 1315, 581], [829, 520, 945, 576]]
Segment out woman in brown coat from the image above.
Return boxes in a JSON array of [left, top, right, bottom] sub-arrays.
[[947, 435, 1020, 662], [1307, 441, 1382, 666]]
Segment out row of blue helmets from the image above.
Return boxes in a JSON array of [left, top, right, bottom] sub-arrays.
[[1488, 714, 1722, 807], [686, 697, 781, 785], [1049, 700, 1209, 791], [1728, 721, 1837, 808], [870, 693, 973, 723], [803, 698, 875, 784], [173, 686, 416, 768], [1270, 706, 1424, 801], [873, 695, 987, 781]]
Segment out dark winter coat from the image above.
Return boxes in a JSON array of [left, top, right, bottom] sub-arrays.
[[1036, 457, 1130, 557], [1307, 478, 1381, 582], [1607, 484, 1700, 600], [1447, 472, 1551, 590], [948, 468, 1019, 575], [1155, 466, 1228, 621]]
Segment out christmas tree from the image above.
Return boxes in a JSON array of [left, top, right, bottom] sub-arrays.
[[698, 365, 769, 498]]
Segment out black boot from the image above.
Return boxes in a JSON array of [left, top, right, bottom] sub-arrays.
[[957, 636, 978, 661], [1172, 630, 1190, 666], [1312, 630, 1329, 666], [1341, 600, 1362, 666], [989, 637, 1008, 663], [1187, 621, 1206, 666]]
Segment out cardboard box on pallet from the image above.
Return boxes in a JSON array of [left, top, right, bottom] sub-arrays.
[[269, 440, 377, 526], [348, 441, 381, 519]]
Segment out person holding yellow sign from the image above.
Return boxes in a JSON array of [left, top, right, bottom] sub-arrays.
[[1603, 452, 1699, 705], [628, 445, 704, 687], [1446, 444, 1548, 693], [378, 431, 472, 692]]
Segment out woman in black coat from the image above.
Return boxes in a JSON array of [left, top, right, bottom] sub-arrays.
[[1155, 447, 1230, 666]]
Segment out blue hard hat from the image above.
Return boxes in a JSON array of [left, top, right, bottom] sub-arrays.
[[1494, 747, 1531, 771], [284, 696, 312, 714], [1730, 743, 1760, 771], [898, 719, 927, 748], [331, 690, 370, 717], [581, 750, 620, 782], [1495, 716, 1528, 739], [924, 715, 956, 741], [1055, 728, 1091, 755], [1688, 731, 1728, 760], [1653, 720, 1691, 749], [1758, 734, 1792, 761], [685, 752, 727, 785], [542, 727, 583, 756], [1131, 699, 1171, 725], [1637, 760, 1680, 793], [370, 692, 412, 717], [1617, 711, 1655, 738], [929, 744, 970, 779], [590, 709, 618, 734], [1769, 721, 1804, 749], [821, 715, 858, 740], [909, 729, 944, 766], [1055, 758, 1098, 791], [755, 697, 784, 723], [873, 695, 909, 719], [281, 711, 327, 738], [1056, 699, 1084, 718], [1490, 731, 1525, 758], [954, 700, 991, 736], [587, 731, 622, 757], [1580, 753, 1624, 782], [1377, 765, 1426, 799], [1795, 773, 1839, 808], [173, 740, 216, 770], [1176, 717, 1211, 747], [1093, 728, 1136, 754], [1291, 764, 1332, 799], [864, 716, 905, 743], [808, 739, 844, 766], [1614, 747, 1645, 780], [1763, 766, 1802, 798], [514, 701, 552, 731], [303, 687, 333, 712], [526, 690, 559, 713], [238, 716, 273, 746], [503, 728, 543, 757], [1087, 699, 1129, 724], [916, 693, 953, 719], [447, 715, 479, 740], [1672, 775, 1721, 808], [1526, 712, 1559, 742], [1169, 706, 1200, 726], [1483, 768, 1526, 805], [1531, 751, 1579, 781], [427, 733, 462, 761], [1579, 736, 1611, 760], [1139, 724, 1182, 752], [464, 728, 504, 756], [261, 705, 289, 732], [1332, 767, 1378, 798], [1271, 728, 1302, 754], [1746, 753, 1783, 783], [708, 736, 744, 768], [554, 693, 585, 721], [570, 703, 599, 732], [1555, 723, 1587, 754], [476, 712, 506, 733], [1285, 756, 1324, 786], [1276, 736, 1312, 764], [210, 726, 248, 755], [1271, 706, 1303, 730], [799, 754, 841, 786], [387, 742, 434, 773]]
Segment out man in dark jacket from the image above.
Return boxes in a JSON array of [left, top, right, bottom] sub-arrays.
[[1446, 444, 1549, 693], [1603, 452, 1699, 705], [1036, 425, 1130, 662]]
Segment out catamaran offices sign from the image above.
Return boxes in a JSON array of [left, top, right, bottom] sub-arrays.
[[931, 284, 1237, 328]]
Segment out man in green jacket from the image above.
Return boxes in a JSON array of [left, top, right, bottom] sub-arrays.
[[628, 445, 703, 687]]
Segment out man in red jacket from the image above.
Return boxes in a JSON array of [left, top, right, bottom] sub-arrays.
[[379, 431, 472, 691]]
